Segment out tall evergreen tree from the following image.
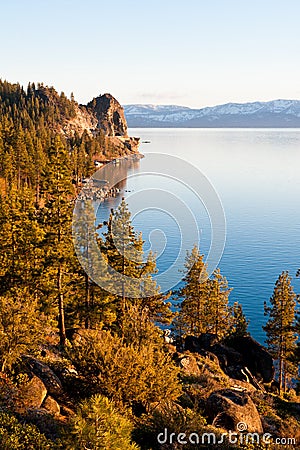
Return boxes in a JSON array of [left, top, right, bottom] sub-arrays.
[[72, 199, 116, 328], [229, 302, 249, 337], [0, 187, 45, 294], [174, 245, 209, 337], [263, 271, 298, 394], [174, 246, 234, 339], [100, 199, 173, 334], [41, 137, 76, 347], [206, 268, 232, 338]]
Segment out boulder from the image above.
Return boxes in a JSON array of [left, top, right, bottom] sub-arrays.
[[20, 375, 47, 409], [210, 343, 244, 373], [225, 336, 274, 383], [60, 404, 75, 417], [185, 334, 218, 353], [184, 334, 274, 385], [25, 408, 61, 439], [207, 389, 263, 433], [21, 355, 63, 397], [228, 379, 257, 393], [178, 354, 200, 377], [43, 395, 60, 416], [184, 335, 243, 374]]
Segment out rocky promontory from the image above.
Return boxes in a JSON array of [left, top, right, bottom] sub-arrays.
[[31, 84, 140, 157], [64, 92, 140, 155], [87, 93, 129, 137]]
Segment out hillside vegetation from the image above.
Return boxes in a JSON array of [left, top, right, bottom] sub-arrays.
[[0, 80, 299, 449]]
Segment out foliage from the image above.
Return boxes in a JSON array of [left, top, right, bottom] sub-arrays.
[[0, 288, 46, 372], [134, 403, 208, 449], [229, 301, 249, 337], [99, 199, 173, 332], [67, 329, 182, 411], [263, 271, 298, 394], [62, 394, 139, 450], [174, 245, 233, 339], [0, 412, 54, 449]]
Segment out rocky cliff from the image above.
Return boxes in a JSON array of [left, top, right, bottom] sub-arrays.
[[35, 85, 140, 155], [87, 93, 128, 137], [67, 93, 139, 154]]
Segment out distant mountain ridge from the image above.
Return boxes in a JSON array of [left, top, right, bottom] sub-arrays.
[[124, 99, 300, 127]]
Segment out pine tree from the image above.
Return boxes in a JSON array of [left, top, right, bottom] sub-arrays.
[[174, 245, 209, 337], [205, 268, 233, 338], [174, 246, 234, 339], [230, 302, 249, 337], [64, 394, 139, 450], [100, 199, 173, 333], [72, 199, 116, 328], [263, 271, 298, 394], [0, 187, 45, 295], [40, 137, 76, 347]]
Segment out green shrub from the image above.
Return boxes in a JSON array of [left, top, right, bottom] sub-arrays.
[[68, 329, 182, 411], [0, 289, 46, 372], [0, 412, 54, 449], [62, 394, 139, 450]]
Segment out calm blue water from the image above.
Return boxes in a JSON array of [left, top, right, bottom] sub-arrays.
[[96, 129, 300, 343]]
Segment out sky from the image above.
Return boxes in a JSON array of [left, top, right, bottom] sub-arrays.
[[1, 0, 300, 108]]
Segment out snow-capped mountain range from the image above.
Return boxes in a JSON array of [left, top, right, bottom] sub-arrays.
[[124, 100, 300, 127]]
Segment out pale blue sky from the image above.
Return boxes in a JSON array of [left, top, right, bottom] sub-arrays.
[[1, 0, 300, 107]]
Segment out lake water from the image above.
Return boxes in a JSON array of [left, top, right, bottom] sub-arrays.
[[96, 128, 300, 343]]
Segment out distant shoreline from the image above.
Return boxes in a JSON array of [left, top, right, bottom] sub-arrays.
[[124, 99, 300, 129], [128, 125, 300, 129]]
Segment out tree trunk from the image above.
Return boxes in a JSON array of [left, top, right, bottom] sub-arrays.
[[283, 360, 287, 393], [278, 355, 283, 396], [58, 263, 66, 347], [85, 273, 90, 329], [35, 172, 40, 205]]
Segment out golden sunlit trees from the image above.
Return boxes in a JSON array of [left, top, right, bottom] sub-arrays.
[[175, 245, 234, 339], [263, 271, 298, 395]]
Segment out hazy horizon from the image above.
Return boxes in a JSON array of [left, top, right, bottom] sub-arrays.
[[123, 98, 300, 108]]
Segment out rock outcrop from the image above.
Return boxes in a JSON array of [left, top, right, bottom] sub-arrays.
[[86, 93, 140, 154], [21, 355, 63, 397], [224, 335, 274, 383], [62, 102, 98, 137], [20, 375, 47, 409], [184, 333, 274, 388], [207, 389, 263, 433], [43, 395, 61, 416], [34, 85, 140, 155], [88, 93, 128, 137]]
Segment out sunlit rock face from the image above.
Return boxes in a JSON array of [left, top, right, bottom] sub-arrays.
[[88, 93, 129, 137]]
